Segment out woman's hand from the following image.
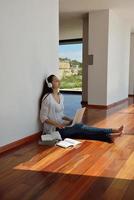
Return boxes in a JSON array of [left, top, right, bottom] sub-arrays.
[[69, 119, 73, 124], [62, 119, 73, 126], [56, 123, 65, 129], [62, 116, 73, 123]]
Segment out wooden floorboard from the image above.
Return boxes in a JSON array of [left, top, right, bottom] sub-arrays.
[[0, 97, 134, 200]]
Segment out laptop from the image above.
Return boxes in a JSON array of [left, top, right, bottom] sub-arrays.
[[65, 107, 86, 127]]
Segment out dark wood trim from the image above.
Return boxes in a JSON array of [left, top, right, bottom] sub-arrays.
[[129, 94, 134, 97], [0, 131, 41, 155], [59, 38, 83, 45], [86, 104, 109, 110], [81, 100, 88, 105], [81, 98, 129, 110], [60, 90, 82, 95]]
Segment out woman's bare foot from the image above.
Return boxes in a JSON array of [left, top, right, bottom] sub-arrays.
[[112, 125, 124, 135], [110, 125, 124, 142]]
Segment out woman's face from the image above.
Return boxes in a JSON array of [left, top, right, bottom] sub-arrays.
[[52, 76, 60, 89]]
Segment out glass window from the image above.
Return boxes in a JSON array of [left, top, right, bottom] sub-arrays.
[[59, 42, 82, 91]]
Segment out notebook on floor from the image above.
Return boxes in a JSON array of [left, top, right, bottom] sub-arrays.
[[65, 107, 86, 127], [56, 138, 82, 148]]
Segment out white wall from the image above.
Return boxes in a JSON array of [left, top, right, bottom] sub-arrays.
[[59, 17, 82, 40], [88, 10, 109, 105], [88, 9, 130, 106], [0, 0, 59, 147], [129, 33, 134, 95], [107, 10, 130, 105]]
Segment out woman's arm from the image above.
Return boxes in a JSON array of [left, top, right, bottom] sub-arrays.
[[62, 116, 73, 122], [45, 119, 65, 129]]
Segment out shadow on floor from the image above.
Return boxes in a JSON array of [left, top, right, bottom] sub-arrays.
[[0, 169, 133, 200]]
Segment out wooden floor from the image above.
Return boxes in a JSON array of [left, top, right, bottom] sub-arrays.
[[0, 97, 134, 200]]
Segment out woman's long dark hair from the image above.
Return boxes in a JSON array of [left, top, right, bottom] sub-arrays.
[[39, 74, 55, 109]]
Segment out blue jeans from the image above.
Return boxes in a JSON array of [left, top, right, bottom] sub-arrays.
[[56, 123, 113, 142]]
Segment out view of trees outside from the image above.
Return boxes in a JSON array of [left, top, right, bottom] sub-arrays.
[[59, 43, 82, 91]]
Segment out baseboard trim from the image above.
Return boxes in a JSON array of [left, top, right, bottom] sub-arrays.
[[81, 98, 129, 110], [0, 131, 41, 155]]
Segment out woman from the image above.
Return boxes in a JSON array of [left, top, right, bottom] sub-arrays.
[[39, 74, 124, 143]]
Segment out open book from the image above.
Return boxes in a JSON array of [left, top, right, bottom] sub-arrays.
[[56, 138, 81, 148]]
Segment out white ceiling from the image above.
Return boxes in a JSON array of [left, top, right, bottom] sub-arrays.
[[60, 0, 134, 32]]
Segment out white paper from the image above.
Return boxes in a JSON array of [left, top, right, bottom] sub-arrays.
[[56, 138, 81, 148]]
